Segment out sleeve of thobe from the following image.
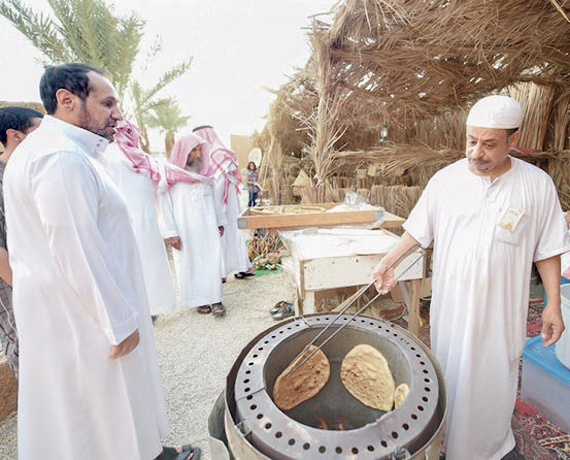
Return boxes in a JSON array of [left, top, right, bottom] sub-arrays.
[[156, 163, 179, 238], [402, 179, 435, 249], [31, 152, 138, 345], [212, 181, 227, 227], [534, 179, 570, 262]]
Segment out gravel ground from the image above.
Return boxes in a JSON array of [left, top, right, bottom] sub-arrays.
[[0, 268, 296, 460]]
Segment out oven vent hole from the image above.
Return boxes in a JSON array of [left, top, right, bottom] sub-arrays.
[[256, 414, 263, 420], [381, 440, 388, 448], [318, 446, 327, 454], [249, 404, 256, 410], [335, 447, 343, 454], [367, 445, 375, 452], [391, 431, 399, 439], [403, 423, 409, 431], [264, 423, 272, 430], [351, 447, 359, 454], [275, 431, 283, 439], [288, 439, 296, 446], [303, 443, 311, 451]]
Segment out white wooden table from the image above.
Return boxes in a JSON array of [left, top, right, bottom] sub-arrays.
[[280, 228, 425, 335]]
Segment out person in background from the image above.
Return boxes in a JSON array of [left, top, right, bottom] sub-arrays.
[[104, 119, 176, 321], [4, 63, 199, 460], [0, 106, 43, 379], [246, 161, 260, 207], [373, 95, 570, 460], [193, 125, 255, 280], [162, 132, 226, 317]]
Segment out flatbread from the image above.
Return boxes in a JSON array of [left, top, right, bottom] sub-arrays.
[[394, 383, 410, 409], [273, 345, 331, 411], [340, 344, 395, 411]]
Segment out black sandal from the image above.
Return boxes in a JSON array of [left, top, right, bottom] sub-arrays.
[[212, 302, 226, 317], [197, 305, 211, 314], [160, 445, 201, 460]]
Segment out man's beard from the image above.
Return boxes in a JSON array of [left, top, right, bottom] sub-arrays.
[[79, 102, 115, 141], [186, 158, 202, 172]]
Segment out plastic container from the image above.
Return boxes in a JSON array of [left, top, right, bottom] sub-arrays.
[[556, 283, 570, 369], [521, 335, 570, 433]]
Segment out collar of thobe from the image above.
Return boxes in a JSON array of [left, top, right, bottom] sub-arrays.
[[467, 155, 517, 186], [44, 115, 110, 157]]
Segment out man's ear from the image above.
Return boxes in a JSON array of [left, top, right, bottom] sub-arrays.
[[55, 88, 77, 113], [5, 128, 26, 145], [508, 130, 521, 148]]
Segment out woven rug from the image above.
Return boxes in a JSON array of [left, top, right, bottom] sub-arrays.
[[393, 301, 570, 460]]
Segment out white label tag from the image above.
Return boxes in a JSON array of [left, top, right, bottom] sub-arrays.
[[498, 205, 524, 232]]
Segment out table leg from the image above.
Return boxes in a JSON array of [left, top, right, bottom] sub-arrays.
[[304, 291, 316, 315], [407, 279, 421, 336]]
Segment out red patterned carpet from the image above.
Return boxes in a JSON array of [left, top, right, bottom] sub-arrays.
[[392, 301, 570, 460]]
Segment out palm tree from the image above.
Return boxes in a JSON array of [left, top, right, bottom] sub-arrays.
[[146, 98, 191, 157], [0, 0, 191, 150]]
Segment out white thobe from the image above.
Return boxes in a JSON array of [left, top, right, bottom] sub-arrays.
[[161, 178, 225, 307], [4, 116, 169, 460], [103, 144, 176, 315], [212, 165, 252, 277], [405, 157, 570, 460]]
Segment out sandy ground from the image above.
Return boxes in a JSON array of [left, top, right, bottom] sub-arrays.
[[0, 267, 297, 460]]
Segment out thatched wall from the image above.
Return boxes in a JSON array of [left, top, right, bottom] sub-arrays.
[[258, 0, 570, 214]]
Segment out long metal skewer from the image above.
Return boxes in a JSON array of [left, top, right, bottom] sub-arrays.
[[285, 243, 423, 376]]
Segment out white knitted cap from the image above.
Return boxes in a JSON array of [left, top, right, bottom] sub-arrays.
[[466, 95, 523, 129]]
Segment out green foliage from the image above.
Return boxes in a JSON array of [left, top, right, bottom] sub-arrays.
[[0, 0, 192, 151], [146, 97, 191, 155]]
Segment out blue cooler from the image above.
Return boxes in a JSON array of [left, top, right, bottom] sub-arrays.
[[521, 335, 570, 433]]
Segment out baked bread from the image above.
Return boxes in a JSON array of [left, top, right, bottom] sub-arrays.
[[394, 383, 410, 409], [273, 345, 331, 411], [341, 344, 396, 411]]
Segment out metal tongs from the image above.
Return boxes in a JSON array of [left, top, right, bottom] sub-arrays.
[[285, 243, 423, 376]]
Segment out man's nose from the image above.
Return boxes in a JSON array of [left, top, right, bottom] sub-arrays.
[[469, 143, 483, 159], [112, 107, 124, 121]]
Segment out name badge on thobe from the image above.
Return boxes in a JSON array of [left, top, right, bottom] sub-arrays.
[[498, 204, 524, 231]]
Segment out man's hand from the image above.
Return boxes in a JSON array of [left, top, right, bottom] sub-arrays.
[[218, 226, 225, 237], [541, 304, 565, 347], [109, 330, 140, 359], [165, 236, 182, 251], [373, 262, 397, 295]]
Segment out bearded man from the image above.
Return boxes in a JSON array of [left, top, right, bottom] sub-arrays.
[[373, 95, 570, 460], [162, 133, 226, 317], [4, 63, 199, 460], [193, 125, 254, 280]]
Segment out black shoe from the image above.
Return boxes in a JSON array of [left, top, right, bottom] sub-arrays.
[[212, 302, 226, 317], [272, 304, 294, 320], [270, 301, 292, 315], [501, 447, 524, 460]]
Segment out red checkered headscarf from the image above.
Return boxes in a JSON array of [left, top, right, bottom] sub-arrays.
[[167, 133, 215, 188], [114, 120, 161, 184], [193, 126, 243, 204]]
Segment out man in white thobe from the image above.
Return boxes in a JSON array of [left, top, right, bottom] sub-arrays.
[[4, 63, 198, 460], [104, 120, 176, 317], [373, 95, 570, 460], [162, 132, 226, 317], [193, 126, 254, 279]]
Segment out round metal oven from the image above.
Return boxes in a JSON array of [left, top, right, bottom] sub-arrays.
[[225, 314, 446, 459]]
